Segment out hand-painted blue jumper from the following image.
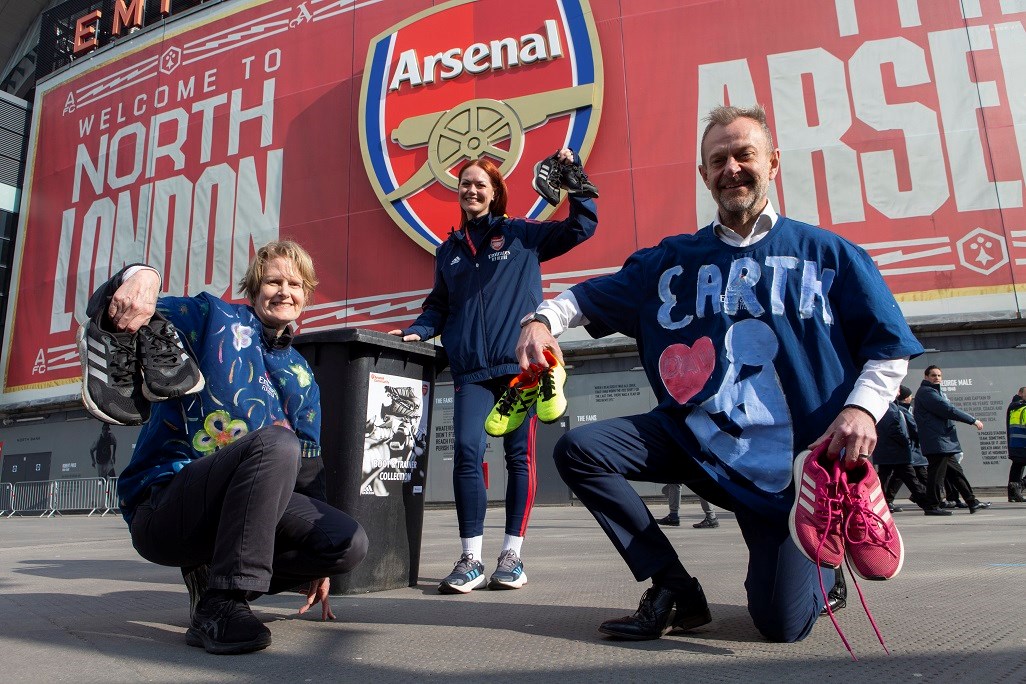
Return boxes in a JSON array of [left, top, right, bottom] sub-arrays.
[[117, 293, 321, 523], [572, 216, 923, 514]]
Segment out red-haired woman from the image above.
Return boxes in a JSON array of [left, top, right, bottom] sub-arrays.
[[390, 149, 597, 594]]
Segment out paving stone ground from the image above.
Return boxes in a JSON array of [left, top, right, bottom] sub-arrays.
[[0, 497, 1023, 682]]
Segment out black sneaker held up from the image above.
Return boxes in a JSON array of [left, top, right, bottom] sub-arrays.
[[137, 312, 205, 401], [532, 153, 563, 206], [560, 156, 599, 198], [77, 312, 148, 426]]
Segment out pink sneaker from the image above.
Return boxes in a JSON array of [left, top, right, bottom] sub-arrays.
[[841, 459, 904, 580], [788, 442, 845, 568]]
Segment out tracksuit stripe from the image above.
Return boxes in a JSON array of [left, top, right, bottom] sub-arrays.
[[517, 414, 539, 537]]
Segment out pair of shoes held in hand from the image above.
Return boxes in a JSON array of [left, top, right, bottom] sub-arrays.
[[789, 441, 904, 581], [790, 441, 901, 659], [532, 149, 600, 207], [78, 310, 205, 426], [484, 349, 566, 436]]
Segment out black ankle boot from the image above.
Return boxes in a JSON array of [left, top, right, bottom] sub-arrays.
[[1009, 482, 1025, 503]]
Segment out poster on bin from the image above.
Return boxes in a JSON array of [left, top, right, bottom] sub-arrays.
[[8, 0, 1026, 409], [362, 372, 430, 497]]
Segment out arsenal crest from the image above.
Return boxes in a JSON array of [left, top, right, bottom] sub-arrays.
[[359, 0, 604, 252]]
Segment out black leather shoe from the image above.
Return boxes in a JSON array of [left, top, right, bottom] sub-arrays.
[[820, 568, 846, 615], [924, 507, 953, 516], [598, 583, 711, 640], [969, 501, 991, 513], [655, 515, 680, 527], [672, 581, 713, 632]]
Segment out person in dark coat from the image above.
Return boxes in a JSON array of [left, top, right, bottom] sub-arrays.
[[873, 386, 927, 512], [896, 386, 931, 492], [1005, 387, 1026, 502], [913, 365, 989, 514]]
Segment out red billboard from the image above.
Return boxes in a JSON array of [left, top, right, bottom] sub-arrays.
[[4, 0, 1026, 407]]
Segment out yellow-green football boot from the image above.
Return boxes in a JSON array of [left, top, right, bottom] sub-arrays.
[[485, 370, 541, 437], [535, 350, 567, 423]]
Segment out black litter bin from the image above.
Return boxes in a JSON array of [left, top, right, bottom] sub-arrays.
[[294, 328, 441, 594]]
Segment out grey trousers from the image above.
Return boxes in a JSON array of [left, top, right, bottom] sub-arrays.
[[662, 483, 715, 519]]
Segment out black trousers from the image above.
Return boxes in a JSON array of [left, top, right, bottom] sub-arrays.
[[878, 464, 926, 507], [924, 453, 977, 510], [130, 426, 368, 595]]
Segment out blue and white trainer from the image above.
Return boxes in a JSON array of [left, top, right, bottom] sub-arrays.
[[438, 553, 486, 594], [488, 549, 527, 590]]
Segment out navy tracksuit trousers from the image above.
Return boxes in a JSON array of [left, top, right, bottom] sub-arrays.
[[553, 411, 832, 643], [452, 378, 537, 538]]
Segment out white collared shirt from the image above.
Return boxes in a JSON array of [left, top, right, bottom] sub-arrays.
[[712, 202, 777, 247]]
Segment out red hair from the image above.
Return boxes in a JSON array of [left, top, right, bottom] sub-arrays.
[[456, 158, 508, 228]]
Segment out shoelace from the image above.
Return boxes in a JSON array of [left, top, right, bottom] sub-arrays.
[[816, 464, 890, 661], [496, 550, 519, 572], [539, 369, 556, 401], [563, 163, 590, 187], [139, 326, 184, 369], [841, 490, 898, 559], [543, 158, 563, 189], [451, 553, 478, 575], [106, 333, 138, 387], [811, 463, 845, 565], [499, 367, 545, 414], [633, 587, 662, 621], [494, 386, 526, 417]]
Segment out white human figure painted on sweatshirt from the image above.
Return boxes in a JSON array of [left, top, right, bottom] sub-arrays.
[[686, 318, 793, 492]]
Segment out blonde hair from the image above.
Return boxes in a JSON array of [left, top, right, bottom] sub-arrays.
[[238, 240, 318, 303]]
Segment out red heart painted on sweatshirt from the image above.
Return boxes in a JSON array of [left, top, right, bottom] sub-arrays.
[[658, 338, 715, 405]]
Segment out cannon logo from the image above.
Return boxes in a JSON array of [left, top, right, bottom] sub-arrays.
[[359, 0, 603, 252]]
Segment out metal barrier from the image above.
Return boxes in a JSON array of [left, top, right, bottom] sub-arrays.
[[0, 482, 12, 517], [53, 477, 109, 516], [10, 480, 58, 517], [1, 477, 121, 517], [104, 477, 119, 516]]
